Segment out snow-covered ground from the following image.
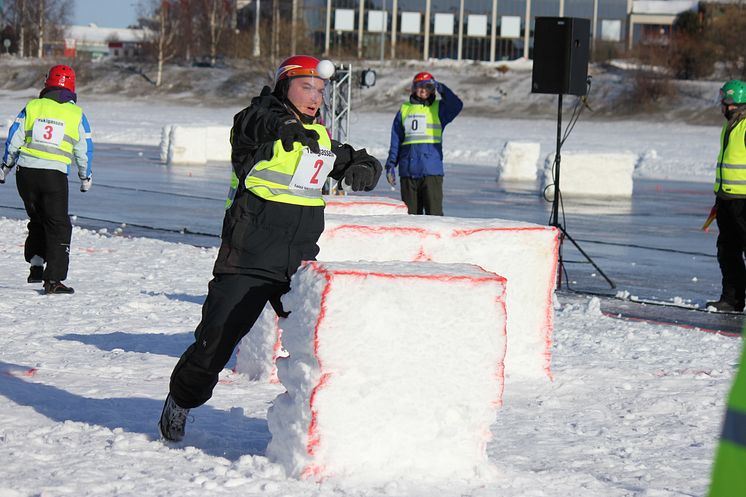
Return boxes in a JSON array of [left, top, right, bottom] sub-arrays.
[[0, 217, 739, 497], [0, 72, 742, 496]]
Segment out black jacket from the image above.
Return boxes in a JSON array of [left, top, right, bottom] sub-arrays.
[[213, 87, 371, 281]]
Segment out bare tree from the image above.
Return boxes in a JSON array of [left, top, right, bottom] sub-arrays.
[[139, 0, 180, 86], [3, 0, 70, 57], [197, 0, 233, 65]]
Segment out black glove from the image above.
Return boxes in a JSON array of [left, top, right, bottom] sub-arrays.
[[277, 118, 320, 153], [343, 151, 383, 192]]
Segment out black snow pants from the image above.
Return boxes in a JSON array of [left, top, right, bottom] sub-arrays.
[[400, 175, 444, 216], [715, 196, 746, 308], [169, 274, 286, 409], [15, 167, 72, 282]]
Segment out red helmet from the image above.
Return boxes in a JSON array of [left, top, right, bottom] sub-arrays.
[[275, 55, 328, 83], [412, 71, 435, 86], [45, 65, 76, 91]]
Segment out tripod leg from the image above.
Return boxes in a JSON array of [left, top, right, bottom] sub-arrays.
[[558, 225, 616, 289]]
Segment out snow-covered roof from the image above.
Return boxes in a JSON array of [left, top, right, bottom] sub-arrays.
[[65, 24, 144, 44], [632, 0, 698, 14]]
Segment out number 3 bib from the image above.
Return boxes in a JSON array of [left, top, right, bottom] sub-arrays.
[[289, 147, 336, 191], [32, 118, 66, 147]]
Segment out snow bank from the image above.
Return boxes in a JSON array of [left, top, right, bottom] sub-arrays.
[[266, 260, 506, 482], [317, 214, 559, 381], [323, 195, 408, 215], [163, 125, 231, 164], [541, 152, 637, 198], [497, 141, 541, 182]]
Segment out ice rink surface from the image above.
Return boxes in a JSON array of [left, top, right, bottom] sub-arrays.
[[0, 141, 725, 310]]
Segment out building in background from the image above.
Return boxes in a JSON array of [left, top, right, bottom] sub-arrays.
[[237, 0, 700, 62], [60, 24, 144, 60]]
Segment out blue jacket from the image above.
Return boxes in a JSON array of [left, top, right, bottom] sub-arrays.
[[385, 82, 462, 178]]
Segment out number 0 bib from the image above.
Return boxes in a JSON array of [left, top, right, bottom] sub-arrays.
[[403, 113, 428, 140], [289, 148, 336, 191]]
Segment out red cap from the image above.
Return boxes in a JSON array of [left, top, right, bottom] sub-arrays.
[[45, 65, 76, 91]]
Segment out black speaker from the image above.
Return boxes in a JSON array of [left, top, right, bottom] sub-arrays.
[[531, 17, 590, 96]]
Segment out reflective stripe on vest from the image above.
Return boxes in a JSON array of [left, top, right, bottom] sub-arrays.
[[19, 98, 82, 166], [400, 101, 442, 146], [242, 123, 333, 207], [715, 119, 746, 196]]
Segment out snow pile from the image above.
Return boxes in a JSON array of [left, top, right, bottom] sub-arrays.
[[319, 214, 559, 380], [234, 303, 286, 382], [164, 125, 232, 164], [266, 260, 507, 482], [541, 152, 637, 198], [323, 195, 408, 215], [496, 141, 541, 182]]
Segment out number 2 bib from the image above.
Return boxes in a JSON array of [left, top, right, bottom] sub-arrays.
[[289, 147, 336, 191], [31, 118, 66, 147]]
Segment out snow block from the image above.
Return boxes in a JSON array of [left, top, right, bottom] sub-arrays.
[[323, 195, 408, 215], [318, 214, 559, 381], [165, 125, 231, 164], [266, 260, 507, 481], [233, 303, 286, 382], [159, 125, 173, 163], [167, 126, 207, 164], [205, 126, 232, 161], [541, 151, 636, 198], [497, 141, 541, 182]]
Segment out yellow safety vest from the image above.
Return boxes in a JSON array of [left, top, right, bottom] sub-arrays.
[[19, 98, 83, 165], [400, 101, 442, 146], [708, 332, 746, 496], [226, 123, 333, 208], [714, 118, 746, 196]]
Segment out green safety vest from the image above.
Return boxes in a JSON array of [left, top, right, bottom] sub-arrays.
[[714, 118, 746, 197], [20, 98, 83, 165], [400, 101, 442, 146], [225, 123, 333, 209], [708, 333, 746, 497]]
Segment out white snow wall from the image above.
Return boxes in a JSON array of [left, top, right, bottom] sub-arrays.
[[236, 214, 559, 382], [266, 260, 507, 481], [497, 141, 541, 182], [162, 125, 232, 164], [541, 151, 637, 198]]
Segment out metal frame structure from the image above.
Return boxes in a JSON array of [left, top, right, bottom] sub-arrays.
[[322, 63, 352, 193]]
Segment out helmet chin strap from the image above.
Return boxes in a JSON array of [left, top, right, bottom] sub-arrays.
[[284, 98, 317, 124]]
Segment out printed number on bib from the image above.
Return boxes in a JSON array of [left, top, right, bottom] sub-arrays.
[[404, 113, 427, 138], [32, 118, 65, 146], [289, 147, 336, 191]]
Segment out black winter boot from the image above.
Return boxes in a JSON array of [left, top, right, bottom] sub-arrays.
[[28, 266, 43, 283], [43, 281, 75, 295], [705, 299, 744, 312]]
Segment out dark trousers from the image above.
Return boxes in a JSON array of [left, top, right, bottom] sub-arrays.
[[715, 197, 746, 306], [400, 176, 444, 215], [169, 274, 286, 408], [15, 167, 72, 282]]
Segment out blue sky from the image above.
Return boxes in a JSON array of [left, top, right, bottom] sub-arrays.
[[73, 0, 139, 28]]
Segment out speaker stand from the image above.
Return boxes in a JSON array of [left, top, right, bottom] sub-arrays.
[[549, 94, 615, 290]]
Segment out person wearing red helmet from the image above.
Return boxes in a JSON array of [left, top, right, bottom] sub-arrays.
[[1, 64, 93, 295], [385, 71, 463, 215], [158, 55, 381, 442]]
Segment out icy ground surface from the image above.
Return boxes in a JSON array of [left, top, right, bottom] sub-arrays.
[[0, 91, 742, 496]]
